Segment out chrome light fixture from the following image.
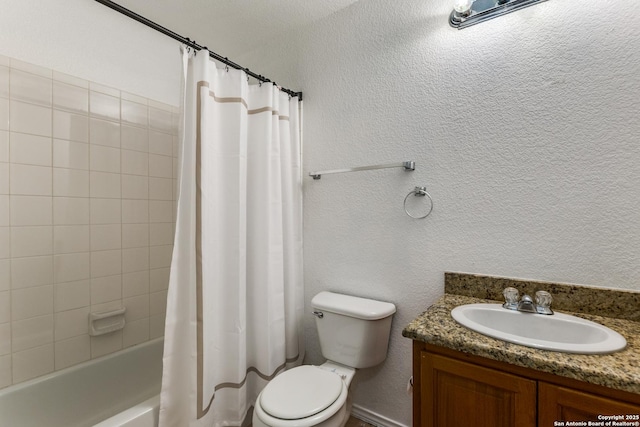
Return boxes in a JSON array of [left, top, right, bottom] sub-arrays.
[[450, 0, 548, 29]]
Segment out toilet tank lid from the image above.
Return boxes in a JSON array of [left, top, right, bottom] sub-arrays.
[[311, 292, 396, 320]]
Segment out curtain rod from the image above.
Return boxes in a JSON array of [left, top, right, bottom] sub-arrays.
[[94, 0, 303, 100]]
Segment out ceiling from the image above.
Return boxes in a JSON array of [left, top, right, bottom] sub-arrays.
[[113, 0, 361, 58]]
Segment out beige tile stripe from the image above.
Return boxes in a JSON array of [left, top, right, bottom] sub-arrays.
[[195, 80, 298, 419]]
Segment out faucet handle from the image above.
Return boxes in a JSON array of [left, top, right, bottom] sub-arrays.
[[535, 290, 553, 315], [502, 287, 519, 310]]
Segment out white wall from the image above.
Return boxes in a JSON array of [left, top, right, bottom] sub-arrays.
[[240, 0, 640, 424], [0, 0, 181, 106]]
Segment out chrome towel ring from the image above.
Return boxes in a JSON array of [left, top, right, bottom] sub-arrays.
[[404, 186, 433, 219]]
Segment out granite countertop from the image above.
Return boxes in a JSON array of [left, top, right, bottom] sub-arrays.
[[402, 279, 640, 395]]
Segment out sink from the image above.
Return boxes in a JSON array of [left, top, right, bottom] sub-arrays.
[[451, 303, 627, 354]]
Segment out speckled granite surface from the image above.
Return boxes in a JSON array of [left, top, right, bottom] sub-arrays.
[[445, 272, 640, 321], [403, 275, 640, 395]]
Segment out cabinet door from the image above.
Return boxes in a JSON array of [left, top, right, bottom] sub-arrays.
[[539, 382, 640, 426], [422, 352, 537, 427]]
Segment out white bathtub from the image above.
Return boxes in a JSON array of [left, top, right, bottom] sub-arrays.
[[0, 338, 163, 427]]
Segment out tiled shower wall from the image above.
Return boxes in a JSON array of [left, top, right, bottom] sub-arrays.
[[0, 55, 179, 388]]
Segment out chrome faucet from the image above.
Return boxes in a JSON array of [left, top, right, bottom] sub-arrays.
[[502, 287, 554, 315]]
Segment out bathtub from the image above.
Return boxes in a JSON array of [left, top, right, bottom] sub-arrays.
[[0, 338, 163, 427]]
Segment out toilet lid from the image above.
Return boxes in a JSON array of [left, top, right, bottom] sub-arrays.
[[260, 366, 343, 420]]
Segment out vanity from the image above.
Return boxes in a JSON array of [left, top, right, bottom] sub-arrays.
[[403, 273, 640, 427]]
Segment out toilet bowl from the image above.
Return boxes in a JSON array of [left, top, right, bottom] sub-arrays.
[[253, 362, 354, 427], [252, 292, 396, 427]]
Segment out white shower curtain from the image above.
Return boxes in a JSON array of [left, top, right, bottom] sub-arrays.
[[159, 49, 304, 427]]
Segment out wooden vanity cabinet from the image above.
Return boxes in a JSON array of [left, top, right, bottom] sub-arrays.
[[413, 341, 640, 427]]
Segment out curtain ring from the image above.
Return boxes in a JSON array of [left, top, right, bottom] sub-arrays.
[[404, 187, 433, 219]]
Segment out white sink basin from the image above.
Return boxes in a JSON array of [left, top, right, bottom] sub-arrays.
[[451, 303, 627, 354]]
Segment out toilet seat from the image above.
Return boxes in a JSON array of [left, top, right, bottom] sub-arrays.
[[254, 366, 349, 427], [261, 366, 343, 419]]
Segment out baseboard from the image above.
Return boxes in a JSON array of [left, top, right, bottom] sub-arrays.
[[351, 404, 409, 427]]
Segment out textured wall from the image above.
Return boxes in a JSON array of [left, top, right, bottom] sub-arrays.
[[239, 0, 640, 424]]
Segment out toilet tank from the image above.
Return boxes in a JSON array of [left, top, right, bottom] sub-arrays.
[[311, 292, 396, 369]]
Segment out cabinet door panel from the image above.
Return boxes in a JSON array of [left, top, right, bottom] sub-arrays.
[[539, 382, 640, 426], [422, 352, 537, 427]]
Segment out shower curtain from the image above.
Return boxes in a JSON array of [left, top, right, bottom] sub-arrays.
[[159, 49, 304, 427]]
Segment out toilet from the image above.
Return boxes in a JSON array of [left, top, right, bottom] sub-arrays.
[[252, 291, 396, 427]]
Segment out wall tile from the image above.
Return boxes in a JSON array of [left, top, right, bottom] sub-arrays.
[[53, 71, 88, 89], [53, 252, 90, 283], [54, 280, 89, 312], [121, 175, 148, 200], [89, 198, 121, 225], [122, 224, 149, 249], [123, 270, 148, 298], [10, 69, 52, 107], [10, 196, 52, 226], [0, 131, 8, 162], [90, 145, 120, 173], [11, 314, 53, 352], [149, 177, 173, 201], [148, 154, 172, 178], [9, 60, 51, 78], [11, 285, 53, 321], [90, 91, 120, 122], [0, 259, 9, 291], [121, 100, 147, 128], [53, 225, 90, 254], [89, 118, 120, 148], [149, 107, 173, 133], [91, 274, 122, 304], [90, 249, 122, 278], [11, 256, 52, 289], [121, 125, 148, 152], [10, 164, 51, 196], [53, 139, 89, 170], [149, 130, 173, 156], [123, 294, 149, 322], [0, 195, 8, 227], [122, 200, 148, 224], [10, 101, 51, 136], [0, 228, 9, 259], [149, 200, 173, 223], [0, 163, 8, 194], [90, 171, 121, 198], [90, 224, 121, 251], [12, 344, 53, 383], [150, 245, 173, 269], [53, 110, 89, 143], [122, 247, 149, 273], [54, 335, 90, 370], [0, 324, 10, 355], [54, 307, 88, 340], [53, 197, 89, 225], [10, 133, 51, 167], [123, 318, 148, 348], [149, 223, 173, 247], [150, 291, 167, 317], [53, 168, 89, 197], [0, 66, 8, 98], [149, 268, 170, 293], [1, 56, 178, 387], [53, 81, 88, 114], [121, 149, 148, 176], [0, 291, 10, 323], [11, 226, 52, 257]]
